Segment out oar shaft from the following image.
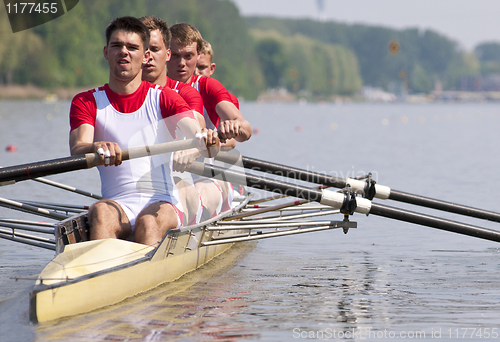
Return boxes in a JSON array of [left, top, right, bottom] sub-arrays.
[[388, 189, 500, 223], [369, 203, 500, 243], [0, 230, 56, 250], [0, 139, 197, 184], [216, 153, 347, 188], [32, 178, 101, 200], [0, 197, 68, 220], [0, 155, 91, 184], [219, 153, 500, 223], [189, 161, 500, 244]]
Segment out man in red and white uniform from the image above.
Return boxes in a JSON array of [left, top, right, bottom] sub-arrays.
[[195, 39, 239, 109], [140, 16, 205, 226], [69, 17, 218, 246], [196, 39, 245, 199], [167, 23, 252, 218]]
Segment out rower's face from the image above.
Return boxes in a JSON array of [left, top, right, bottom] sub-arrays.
[[143, 29, 170, 84], [196, 53, 215, 77], [167, 41, 199, 83], [104, 29, 148, 82]]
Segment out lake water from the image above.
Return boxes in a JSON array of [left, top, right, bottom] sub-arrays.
[[1, 100, 500, 341]]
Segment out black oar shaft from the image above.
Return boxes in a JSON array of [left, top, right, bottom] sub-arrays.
[[219, 153, 500, 224], [195, 160, 323, 201], [370, 203, 500, 243], [241, 156, 347, 188], [388, 190, 500, 223], [190, 161, 500, 244], [0, 155, 91, 183], [0, 139, 197, 184]]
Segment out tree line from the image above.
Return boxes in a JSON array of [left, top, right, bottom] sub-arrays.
[[247, 16, 500, 94], [0, 0, 499, 100]]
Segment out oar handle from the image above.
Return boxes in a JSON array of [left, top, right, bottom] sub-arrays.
[[121, 138, 197, 161], [0, 138, 198, 184]]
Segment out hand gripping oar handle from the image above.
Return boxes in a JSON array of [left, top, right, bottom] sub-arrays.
[[188, 161, 500, 244], [0, 139, 197, 184], [215, 153, 500, 224]]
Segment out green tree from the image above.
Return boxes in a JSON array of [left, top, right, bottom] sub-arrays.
[[475, 42, 500, 74], [0, 6, 44, 85], [410, 64, 434, 93], [445, 51, 480, 89], [255, 37, 287, 89], [246, 16, 470, 94]]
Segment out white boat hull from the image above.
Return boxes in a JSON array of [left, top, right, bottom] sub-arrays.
[[30, 196, 251, 323]]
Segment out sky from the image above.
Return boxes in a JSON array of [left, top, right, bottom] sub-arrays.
[[232, 0, 500, 50]]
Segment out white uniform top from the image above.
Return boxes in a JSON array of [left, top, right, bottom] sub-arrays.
[[93, 86, 182, 226]]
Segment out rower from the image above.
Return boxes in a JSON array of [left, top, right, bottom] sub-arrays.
[[196, 39, 240, 110], [167, 23, 252, 218], [69, 16, 218, 246], [140, 15, 206, 226], [195, 39, 244, 200]]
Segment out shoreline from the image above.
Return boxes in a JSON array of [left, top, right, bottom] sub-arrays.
[[1, 84, 499, 103], [0, 84, 99, 101]]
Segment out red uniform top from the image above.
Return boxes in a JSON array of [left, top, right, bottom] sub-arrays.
[[188, 74, 233, 129], [230, 93, 239, 109], [70, 81, 191, 132], [166, 76, 203, 114]]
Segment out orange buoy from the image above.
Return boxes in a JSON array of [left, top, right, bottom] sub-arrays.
[[5, 144, 17, 152], [295, 126, 302, 132], [253, 128, 260, 135]]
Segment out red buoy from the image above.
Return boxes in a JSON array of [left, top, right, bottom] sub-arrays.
[[5, 144, 17, 152], [253, 128, 260, 135]]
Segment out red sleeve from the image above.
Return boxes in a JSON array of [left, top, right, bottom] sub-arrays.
[[203, 77, 233, 105], [230, 94, 240, 109], [69, 90, 97, 131], [160, 87, 196, 138], [177, 84, 203, 114], [159, 87, 192, 119]]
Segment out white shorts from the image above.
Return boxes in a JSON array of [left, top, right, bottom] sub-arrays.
[[112, 193, 183, 232]]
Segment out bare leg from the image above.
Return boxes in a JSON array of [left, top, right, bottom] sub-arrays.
[[217, 180, 230, 209], [88, 200, 132, 240], [134, 202, 179, 246], [195, 180, 223, 218], [175, 178, 201, 225]]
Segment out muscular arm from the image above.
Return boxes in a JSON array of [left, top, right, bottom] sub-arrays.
[[215, 101, 252, 143], [194, 111, 206, 129], [221, 138, 237, 151], [70, 124, 95, 155], [69, 124, 122, 166], [175, 114, 219, 160]]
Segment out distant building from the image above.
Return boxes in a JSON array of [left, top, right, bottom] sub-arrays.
[[459, 74, 500, 91]]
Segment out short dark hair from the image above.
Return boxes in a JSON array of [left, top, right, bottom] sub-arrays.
[[170, 23, 203, 53], [140, 16, 171, 49], [105, 16, 150, 50]]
